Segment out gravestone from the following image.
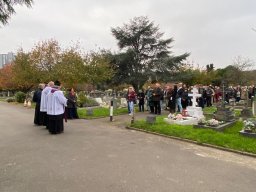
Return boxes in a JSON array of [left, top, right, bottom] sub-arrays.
[[213, 107, 235, 122], [188, 87, 201, 108], [95, 98, 103, 105], [120, 98, 128, 107], [146, 116, 156, 124], [213, 81, 235, 122], [111, 98, 118, 109], [186, 87, 204, 119], [240, 89, 253, 119], [86, 108, 93, 116], [253, 97, 256, 116], [164, 116, 199, 125]]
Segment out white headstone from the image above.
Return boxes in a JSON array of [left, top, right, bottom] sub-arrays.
[[95, 97, 103, 105], [186, 87, 204, 119], [188, 87, 201, 107], [186, 106, 204, 119], [120, 98, 128, 107], [164, 117, 199, 125], [253, 98, 256, 116]]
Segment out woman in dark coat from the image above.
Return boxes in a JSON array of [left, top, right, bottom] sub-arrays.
[[168, 84, 177, 113], [137, 89, 145, 112], [32, 83, 45, 125], [66, 88, 79, 119]]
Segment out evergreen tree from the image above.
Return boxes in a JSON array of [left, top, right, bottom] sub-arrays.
[[111, 16, 189, 90], [0, 0, 33, 25]]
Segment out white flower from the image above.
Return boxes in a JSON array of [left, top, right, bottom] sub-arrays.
[[207, 119, 219, 126], [198, 118, 206, 124], [243, 119, 256, 132]]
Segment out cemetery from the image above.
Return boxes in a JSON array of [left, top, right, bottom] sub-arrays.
[[129, 84, 256, 155], [1, 2, 256, 191], [0, 4, 255, 157]]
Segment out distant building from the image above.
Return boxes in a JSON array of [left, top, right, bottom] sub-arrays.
[[0, 52, 15, 68]]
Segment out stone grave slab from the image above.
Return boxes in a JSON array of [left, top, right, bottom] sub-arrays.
[[186, 106, 204, 119], [164, 116, 199, 125], [194, 120, 236, 132], [239, 130, 256, 138], [146, 116, 156, 124]]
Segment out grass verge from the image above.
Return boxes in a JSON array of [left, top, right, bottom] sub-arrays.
[[77, 107, 129, 119], [131, 116, 256, 154]]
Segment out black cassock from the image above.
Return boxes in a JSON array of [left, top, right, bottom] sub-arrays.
[[32, 89, 44, 125]]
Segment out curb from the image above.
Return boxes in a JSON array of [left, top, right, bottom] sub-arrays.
[[126, 126, 256, 158]]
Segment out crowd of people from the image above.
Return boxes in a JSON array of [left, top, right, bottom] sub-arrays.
[[126, 82, 256, 115], [32, 81, 79, 134], [32, 81, 255, 133]]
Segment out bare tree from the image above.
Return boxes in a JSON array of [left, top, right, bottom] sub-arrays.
[[232, 56, 254, 71]]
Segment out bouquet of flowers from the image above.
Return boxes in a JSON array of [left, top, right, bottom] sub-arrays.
[[175, 114, 184, 120], [207, 119, 219, 126], [243, 119, 256, 133], [198, 118, 207, 125], [167, 113, 184, 120]]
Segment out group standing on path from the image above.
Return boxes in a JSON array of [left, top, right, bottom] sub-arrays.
[[32, 81, 79, 135]]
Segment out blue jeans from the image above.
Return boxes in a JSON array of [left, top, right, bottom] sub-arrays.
[[176, 98, 182, 112], [128, 101, 134, 114]]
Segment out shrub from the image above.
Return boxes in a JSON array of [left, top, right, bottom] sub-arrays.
[[82, 98, 99, 107], [77, 92, 99, 107], [15, 91, 26, 103], [6, 97, 16, 103]]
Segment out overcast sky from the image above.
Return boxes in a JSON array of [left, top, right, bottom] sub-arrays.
[[1, 0, 256, 69]]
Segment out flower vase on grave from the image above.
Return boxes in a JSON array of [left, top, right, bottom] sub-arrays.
[[181, 109, 188, 117]]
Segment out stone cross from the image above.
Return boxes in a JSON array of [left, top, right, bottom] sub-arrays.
[[188, 87, 201, 107], [221, 81, 227, 107]]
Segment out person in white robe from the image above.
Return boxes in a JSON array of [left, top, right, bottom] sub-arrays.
[[46, 84, 67, 134], [40, 81, 54, 128]]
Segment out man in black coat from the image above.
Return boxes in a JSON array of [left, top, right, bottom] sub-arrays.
[[152, 83, 162, 115], [32, 83, 45, 125]]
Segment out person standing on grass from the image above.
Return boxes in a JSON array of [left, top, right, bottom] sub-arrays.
[[127, 86, 137, 115], [176, 83, 184, 112], [152, 83, 162, 115]]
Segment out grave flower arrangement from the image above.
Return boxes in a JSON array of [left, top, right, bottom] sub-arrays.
[[207, 119, 220, 126], [243, 119, 256, 133], [197, 118, 222, 127], [198, 118, 207, 125], [167, 113, 186, 120]]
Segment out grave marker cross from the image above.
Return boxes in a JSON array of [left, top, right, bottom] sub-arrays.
[[188, 87, 201, 108]]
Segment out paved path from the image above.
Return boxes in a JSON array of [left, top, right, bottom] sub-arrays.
[[0, 101, 256, 192]]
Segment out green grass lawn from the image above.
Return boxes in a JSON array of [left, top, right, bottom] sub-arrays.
[[131, 116, 256, 154], [77, 107, 129, 119], [0, 97, 7, 101]]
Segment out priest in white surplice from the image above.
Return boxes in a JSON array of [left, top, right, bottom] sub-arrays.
[[40, 81, 54, 128], [46, 82, 67, 134]]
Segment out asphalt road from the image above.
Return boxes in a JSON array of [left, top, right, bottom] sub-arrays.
[[0, 101, 256, 192]]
